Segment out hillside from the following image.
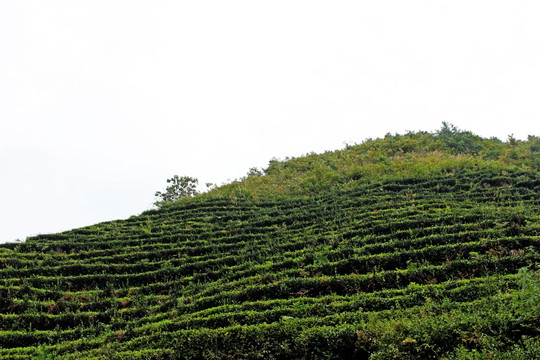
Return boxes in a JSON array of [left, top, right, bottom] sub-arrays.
[[1, 125, 539, 359]]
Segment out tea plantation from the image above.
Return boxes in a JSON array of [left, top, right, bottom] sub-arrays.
[[1, 127, 539, 359]]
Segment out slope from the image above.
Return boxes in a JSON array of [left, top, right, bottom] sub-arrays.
[[0, 126, 539, 359]]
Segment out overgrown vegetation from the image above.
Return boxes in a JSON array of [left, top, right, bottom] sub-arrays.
[[0, 124, 538, 359], [192, 123, 539, 202]]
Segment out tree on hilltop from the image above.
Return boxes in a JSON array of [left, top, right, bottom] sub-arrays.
[[436, 121, 483, 155], [154, 175, 199, 207]]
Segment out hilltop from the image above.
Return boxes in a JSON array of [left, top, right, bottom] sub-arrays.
[[0, 124, 539, 359], [200, 123, 539, 200]]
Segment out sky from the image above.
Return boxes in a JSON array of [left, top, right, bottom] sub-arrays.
[[1, 1, 539, 243]]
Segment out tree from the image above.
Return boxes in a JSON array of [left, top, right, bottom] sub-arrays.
[[436, 122, 482, 155], [246, 167, 263, 178], [154, 175, 199, 207]]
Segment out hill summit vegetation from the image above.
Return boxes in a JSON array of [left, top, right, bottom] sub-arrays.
[[154, 122, 540, 207], [0, 123, 539, 359]]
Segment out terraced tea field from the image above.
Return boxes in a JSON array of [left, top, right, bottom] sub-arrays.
[[1, 167, 539, 359]]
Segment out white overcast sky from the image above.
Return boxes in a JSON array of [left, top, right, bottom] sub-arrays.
[[1, 1, 539, 243]]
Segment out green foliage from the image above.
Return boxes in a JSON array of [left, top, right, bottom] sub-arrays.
[[0, 125, 539, 359], [351, 268, 540, 360], [246, 167, 264, 178], [154, 175, 199, 208], [511, 267, 540, 324], [33, 345, 53, 360], [199, 123, 539, 201], [437, 122, 483, 155]]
